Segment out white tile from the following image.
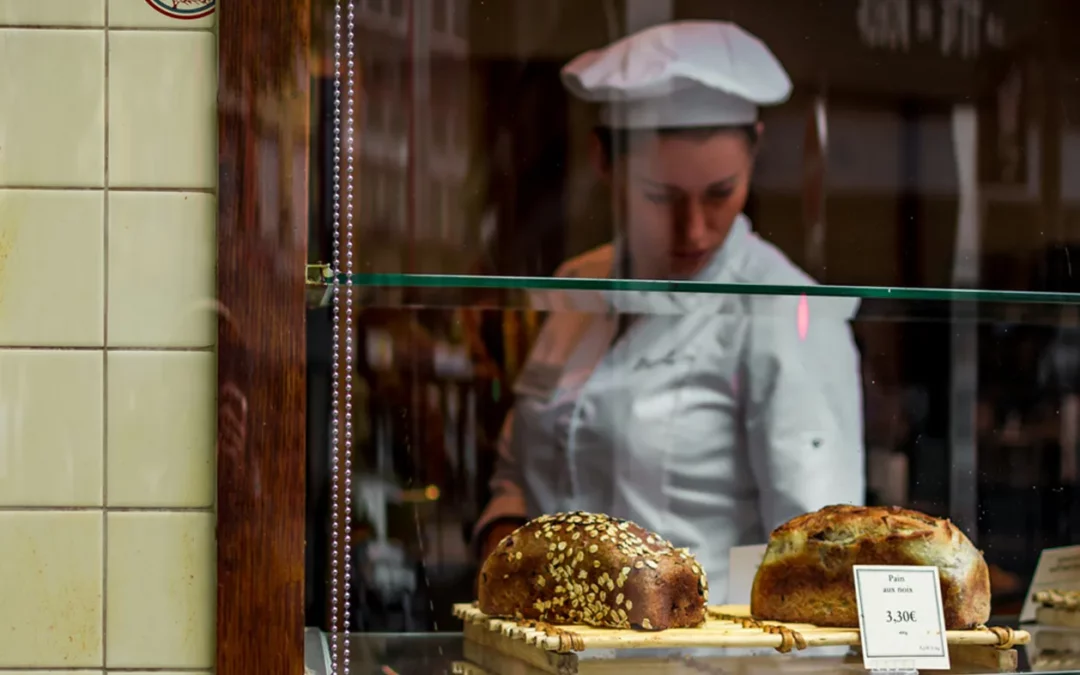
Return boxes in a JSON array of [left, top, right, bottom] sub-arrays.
[[0, 190, 104, 346], [0, 30, 105, 187], [120, 672, 210, 675], [107, 192, 216, 348], [0, 350, 103, 507], [0, 671, 102, 675], [106, 511, 215, 669], [0, 0, 105, 26], [0, 511, 103, 667], [108, 31, 216, 189], [109, 0, 215, 28], [108, 351, 215, 507]]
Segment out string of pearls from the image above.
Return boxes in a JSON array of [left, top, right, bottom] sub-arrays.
[[329, 0, 355, 672], [342, 0, 357, 672]]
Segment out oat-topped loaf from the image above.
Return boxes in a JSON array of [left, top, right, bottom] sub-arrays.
[[478, 511, 708, 630], [750, 504, 990, 629]]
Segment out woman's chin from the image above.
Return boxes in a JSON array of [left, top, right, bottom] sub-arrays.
[[669, 256, 710, 279], [630, 256, 708, 281]]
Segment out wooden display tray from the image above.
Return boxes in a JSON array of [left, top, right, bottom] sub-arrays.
[[454, 603, 1027, 653], [454, 603, 1030, 674], [1033, 590, 1080, 628], [453, 658, 1029, 675], [1027, 625, 1080, 669]]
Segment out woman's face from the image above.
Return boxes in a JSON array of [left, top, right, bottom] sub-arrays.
[[605, 128, 756, 280]]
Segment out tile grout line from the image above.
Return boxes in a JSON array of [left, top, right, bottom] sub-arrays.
[[0, 24, 215, 32], [102, 0, 110, 669], [0, 665, 211, 669], [0, 506, 216, 513], [0, 668, 211, 673], [0, 186, 218, 193], [0, 344, 217, 351]]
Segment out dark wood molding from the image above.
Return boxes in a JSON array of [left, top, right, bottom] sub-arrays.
[[216, 1, 311, 674]]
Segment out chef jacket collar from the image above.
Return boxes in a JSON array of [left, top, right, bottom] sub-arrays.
[[603, 213, 751, 315]]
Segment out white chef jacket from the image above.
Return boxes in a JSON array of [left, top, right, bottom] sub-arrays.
[[475, 214, 866, 603]]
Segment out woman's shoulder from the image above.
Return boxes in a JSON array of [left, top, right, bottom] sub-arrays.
[[732, 235, 860, 322], [731, 233, 817, 287], [553, 244, 615, 279], [525, 244, 614, 313]]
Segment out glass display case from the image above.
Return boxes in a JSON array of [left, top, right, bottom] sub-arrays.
[[299, 1, 1080, 673], [7, 1, 1080, 674]]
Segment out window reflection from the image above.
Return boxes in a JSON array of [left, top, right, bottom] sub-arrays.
[[307, 0, 1080, 636]]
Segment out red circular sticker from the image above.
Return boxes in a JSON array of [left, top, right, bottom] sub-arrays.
[[143, 0, 216, 20]]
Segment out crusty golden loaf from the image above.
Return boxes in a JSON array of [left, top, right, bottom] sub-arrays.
[[477, 511, 708, 630], [750, 505, 990, 629]]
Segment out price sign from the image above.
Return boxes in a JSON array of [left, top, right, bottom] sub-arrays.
[[1020, 546, 1080, 623], [853, 565, 951, 671]]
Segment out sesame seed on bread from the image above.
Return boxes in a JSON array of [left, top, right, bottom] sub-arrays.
[[477, 511, 708, 630]]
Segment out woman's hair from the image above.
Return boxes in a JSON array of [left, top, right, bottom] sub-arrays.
[[593, 124, 759, 168]]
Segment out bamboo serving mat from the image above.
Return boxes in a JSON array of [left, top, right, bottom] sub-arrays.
[[453, 655, 1019, 675], [453, 603, 1028, 655]]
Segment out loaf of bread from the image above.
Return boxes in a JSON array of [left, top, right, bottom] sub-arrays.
[[750, 505, 990, 629], [478, 512, 708, 630]]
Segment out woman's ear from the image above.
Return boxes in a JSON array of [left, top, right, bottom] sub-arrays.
[[588, 133, 613, 184], [753, 121, 765, 155]]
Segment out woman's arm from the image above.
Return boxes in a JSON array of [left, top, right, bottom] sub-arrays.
[[744, 295, 867, 532], [472, 410, 529, 559]]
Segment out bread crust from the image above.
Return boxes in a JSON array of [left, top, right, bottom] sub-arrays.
[[477, 512, 708, 630], [750, 505, 991, 629]]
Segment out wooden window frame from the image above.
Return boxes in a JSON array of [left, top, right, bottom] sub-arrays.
[[217, 1, 311, 673]]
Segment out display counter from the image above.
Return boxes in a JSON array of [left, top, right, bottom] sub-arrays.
[[302, 620, 1080, 674]]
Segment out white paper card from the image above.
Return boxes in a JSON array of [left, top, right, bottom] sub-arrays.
[[727, 544, 767, 605], [1020, 545, 1080, 623], [854, 565, 951, 671]]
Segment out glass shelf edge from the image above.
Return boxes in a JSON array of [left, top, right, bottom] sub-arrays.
[[321, 273, 1080, 305]]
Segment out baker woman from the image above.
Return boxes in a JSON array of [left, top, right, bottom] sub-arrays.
[[474, 20, 865, 603]]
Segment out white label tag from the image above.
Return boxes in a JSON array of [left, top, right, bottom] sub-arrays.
[[1020, 545, 1080, 623], [727, 544, 767, 605], [854, 565, 951, 671]]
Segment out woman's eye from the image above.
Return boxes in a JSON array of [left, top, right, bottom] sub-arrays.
[[644, 192, 673, 204], [706, 189, 734, 201]]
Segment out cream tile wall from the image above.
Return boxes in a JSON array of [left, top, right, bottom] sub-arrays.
[[0, 0, 217, 672]]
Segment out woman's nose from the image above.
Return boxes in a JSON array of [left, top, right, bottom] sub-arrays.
[[674, 200, 709, 246]]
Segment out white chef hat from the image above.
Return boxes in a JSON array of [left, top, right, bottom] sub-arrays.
[[561, 20, 792, 130]]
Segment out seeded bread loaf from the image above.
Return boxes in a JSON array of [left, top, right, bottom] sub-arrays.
[[750, 504, 991, 629], [477, 512, 708, 630]]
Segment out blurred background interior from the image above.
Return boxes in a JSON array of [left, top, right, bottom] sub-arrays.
[[302, 0, 1080, 633]]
